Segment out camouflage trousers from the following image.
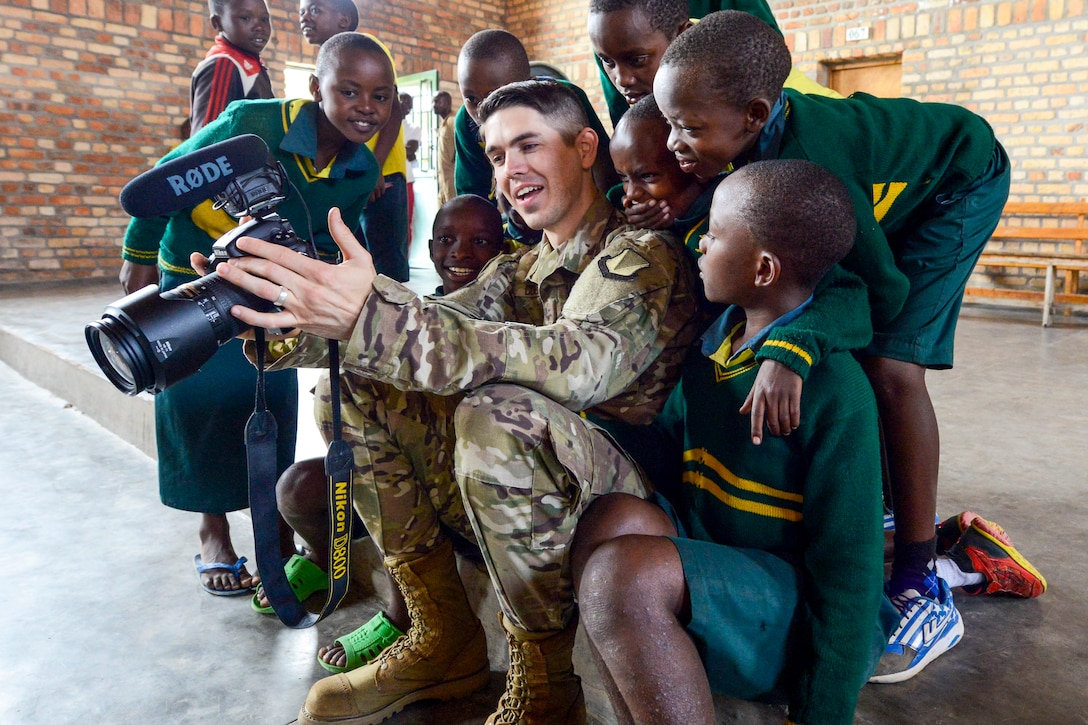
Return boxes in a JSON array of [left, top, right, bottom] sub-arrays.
[[315, 374, 648, 633]]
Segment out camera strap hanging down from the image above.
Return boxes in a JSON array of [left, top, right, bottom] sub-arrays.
[[246, 330, 352, 627]]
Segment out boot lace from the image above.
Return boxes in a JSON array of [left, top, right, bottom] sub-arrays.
[[492, 636, 528, 724]]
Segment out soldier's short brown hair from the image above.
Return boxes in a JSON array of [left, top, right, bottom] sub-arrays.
[[477, 79, 589, 145]]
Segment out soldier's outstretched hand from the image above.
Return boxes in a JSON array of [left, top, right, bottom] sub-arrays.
[[210, 207, 377, 341]]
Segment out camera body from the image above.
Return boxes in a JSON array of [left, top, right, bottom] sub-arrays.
[[207, 213, 312, 274], [86, 161, 317, 396]]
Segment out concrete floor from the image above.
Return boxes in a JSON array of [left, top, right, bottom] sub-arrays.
[[1, 263, 1086, 723]]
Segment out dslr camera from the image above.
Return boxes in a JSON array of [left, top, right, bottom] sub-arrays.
[[86, 154, 316, 396]]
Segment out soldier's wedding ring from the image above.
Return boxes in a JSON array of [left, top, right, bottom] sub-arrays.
[[274, 286, 289, 307]]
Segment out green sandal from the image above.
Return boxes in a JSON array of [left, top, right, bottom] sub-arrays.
[[317, 611, 405, 674], [250, 554, 329, 615]]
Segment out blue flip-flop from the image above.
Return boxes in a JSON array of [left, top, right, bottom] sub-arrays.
[[194, 554, 254, 597]]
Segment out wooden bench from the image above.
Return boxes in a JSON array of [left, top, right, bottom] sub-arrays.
[[964, 202, 1088, 326]]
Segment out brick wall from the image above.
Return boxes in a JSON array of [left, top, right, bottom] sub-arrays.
[[507, 0, 606, 118], [779, 0, 1088, 203], [0, 0, 501, 286], [1, 0, 1085, 286]]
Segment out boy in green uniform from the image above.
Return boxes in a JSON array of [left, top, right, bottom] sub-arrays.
[[572, 158, 895, 725], [119, 32, 390, 596], [588, 0, 835, 128], [608, 94, 714, 247], [653, 10, 1034, 682]]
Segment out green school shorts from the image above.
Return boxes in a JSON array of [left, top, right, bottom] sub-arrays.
[[652, 493, 801, 702], [868, 142, 1011, 368]]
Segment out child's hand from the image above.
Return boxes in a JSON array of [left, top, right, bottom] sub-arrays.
[[119, 260, 158, 295], [740, 360, 802, 445], [622, 199, 672, 230], [370, 173, 388, 202]]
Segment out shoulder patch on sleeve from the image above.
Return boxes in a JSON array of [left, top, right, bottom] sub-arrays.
[[598, 248, 650, 280]]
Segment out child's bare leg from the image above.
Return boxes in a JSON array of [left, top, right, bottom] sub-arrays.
[[571, 492, 674, 591], [863, 356, 940, 582], [199, 512, 254, 591], [274, 458, 408, 667], [579, 533, 714, 725]]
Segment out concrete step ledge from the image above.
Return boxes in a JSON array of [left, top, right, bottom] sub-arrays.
[[0, 324, 155, 458]]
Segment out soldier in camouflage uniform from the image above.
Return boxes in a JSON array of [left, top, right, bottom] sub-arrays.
[[224, 79, 699, 725]]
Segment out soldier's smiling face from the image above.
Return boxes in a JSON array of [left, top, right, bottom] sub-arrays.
[[482, 105, 597, 241]]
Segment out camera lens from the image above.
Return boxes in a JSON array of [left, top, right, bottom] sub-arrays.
[[100, 336, 133, 383], [85, 315, 147, 394], [84, 274, 267, 395]]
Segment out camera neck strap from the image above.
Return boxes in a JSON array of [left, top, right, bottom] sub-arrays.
[[246, 330, 352, 628]]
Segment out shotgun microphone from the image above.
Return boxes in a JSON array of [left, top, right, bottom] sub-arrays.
[[118, 134, 271, 218]]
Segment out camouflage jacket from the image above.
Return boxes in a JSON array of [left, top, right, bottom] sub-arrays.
[[266, 194, 700, 425]]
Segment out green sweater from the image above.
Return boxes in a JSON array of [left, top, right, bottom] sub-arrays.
[[772, 90, 998, 327], [122, 99, 379, 275], [649, 308, 890, 724]]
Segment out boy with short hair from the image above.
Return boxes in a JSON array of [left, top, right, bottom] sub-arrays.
[[120, 32, 391, 598], [588, 0, 836, 127], [609, 93, 712, 242], [429, 194, 507, 295], [191, 0, 273, 136], [298, 0, 357, 46], [653, 10, 1033, 682], [572, 158, 894, 725]]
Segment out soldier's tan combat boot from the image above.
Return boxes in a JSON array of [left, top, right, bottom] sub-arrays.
[[298, 538, 490, 725], [485, 612, 586, 725]]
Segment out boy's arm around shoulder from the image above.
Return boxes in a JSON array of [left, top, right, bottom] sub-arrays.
[[789, 356, 887, 724], [755, 264, 872, 380]]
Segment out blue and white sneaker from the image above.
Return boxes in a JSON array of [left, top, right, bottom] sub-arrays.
[[869, 577, 964, 684]]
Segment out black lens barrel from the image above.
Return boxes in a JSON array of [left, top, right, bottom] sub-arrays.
[[83, 273, 268, 395]]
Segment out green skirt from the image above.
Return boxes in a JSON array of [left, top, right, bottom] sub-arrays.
[[155, 273, 298, 513]]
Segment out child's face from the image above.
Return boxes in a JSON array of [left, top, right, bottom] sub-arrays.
[[299, 0, 352, 46], [311, 47, 395, 146], [212, 0, 271, 57], [654, 64, 762, 182], [458, 57, 524, 125], [698, 178, 759, 304], [429, 201, 505, 293], [588, 8, 678, 108], [611, 116, 700, 219]]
